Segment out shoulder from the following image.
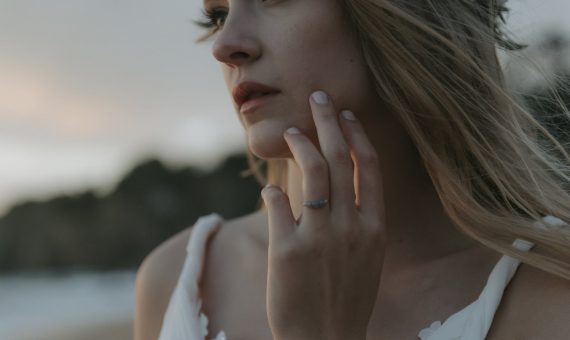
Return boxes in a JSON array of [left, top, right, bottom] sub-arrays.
[[133, 224, 192, 340], [488, 262, 570, 339], [133, 210, 267, 340]]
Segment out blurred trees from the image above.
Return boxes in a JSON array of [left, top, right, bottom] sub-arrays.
[[0, 153, 263, 273]]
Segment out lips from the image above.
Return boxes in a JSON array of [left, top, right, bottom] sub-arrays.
[[232, 81, 281, 109]]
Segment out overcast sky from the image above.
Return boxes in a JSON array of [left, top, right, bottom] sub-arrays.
[[0, 0, 569, 214]]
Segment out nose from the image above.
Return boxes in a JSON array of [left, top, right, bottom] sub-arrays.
[[211, 11, 261, 68]]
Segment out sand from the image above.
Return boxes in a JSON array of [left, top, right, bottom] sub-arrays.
[[19, 319, 133, 340]]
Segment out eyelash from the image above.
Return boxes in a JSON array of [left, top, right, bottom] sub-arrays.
[[195, 0, 271, 33], [195, 8, 228, 33]]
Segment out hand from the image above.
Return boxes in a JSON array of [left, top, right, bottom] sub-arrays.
[[261, 90, 387, 340]]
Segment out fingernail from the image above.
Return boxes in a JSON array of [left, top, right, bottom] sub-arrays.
[[286, 127, 301, 135], [262, 183, 276, 195], [311, 91, 329, 105], [341, 110, 356, 121]]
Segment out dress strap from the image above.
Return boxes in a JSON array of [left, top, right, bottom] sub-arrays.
[[159, 213, 225, 340], [418, 215, 568, 340], [418, 238, 534, 340]]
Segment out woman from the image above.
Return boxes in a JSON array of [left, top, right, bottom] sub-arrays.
[[135, 0, 570, 339]]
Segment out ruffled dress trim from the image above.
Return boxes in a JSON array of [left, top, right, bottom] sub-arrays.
[[417, 215, 568, 340], [158, 213, 227, 340]]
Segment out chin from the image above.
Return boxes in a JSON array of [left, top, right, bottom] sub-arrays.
[[247, 125, 292, 159]]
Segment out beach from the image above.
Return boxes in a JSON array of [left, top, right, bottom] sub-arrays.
[[22, 319, 133, 340], [0, 270, 136, 340]]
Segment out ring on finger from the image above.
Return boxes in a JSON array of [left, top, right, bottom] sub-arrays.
[[302, 198, 329, 209]]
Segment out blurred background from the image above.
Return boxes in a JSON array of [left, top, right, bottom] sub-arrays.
[[0, 0, 569, 339]]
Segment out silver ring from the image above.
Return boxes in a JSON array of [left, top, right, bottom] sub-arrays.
[[302, 198, 329, 209]]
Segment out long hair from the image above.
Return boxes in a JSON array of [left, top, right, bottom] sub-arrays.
[[195, 0, 570, 280]]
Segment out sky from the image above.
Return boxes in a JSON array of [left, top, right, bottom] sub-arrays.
[[0, 0, 569, 215]]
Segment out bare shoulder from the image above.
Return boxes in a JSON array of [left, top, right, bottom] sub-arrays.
[[133, 210, 267, 340], [133, 224, 192, 340], [488, 262, 570, 339]]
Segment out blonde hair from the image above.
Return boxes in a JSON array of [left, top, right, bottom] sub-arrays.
[[195, 0, 570, 280]]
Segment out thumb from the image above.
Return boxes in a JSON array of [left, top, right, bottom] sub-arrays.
[[261, 184, 296, 246]]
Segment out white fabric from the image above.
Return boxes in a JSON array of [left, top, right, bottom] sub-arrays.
[[418, 215, 568, 340], [158, 214, 567, 340], [158, 212, 226, 340]]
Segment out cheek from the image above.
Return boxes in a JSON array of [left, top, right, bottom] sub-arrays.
[[277, 7, 370, 114], [247, 1, 372, 158]]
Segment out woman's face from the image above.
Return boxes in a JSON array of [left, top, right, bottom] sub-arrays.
[[207, 0, 381, 159]]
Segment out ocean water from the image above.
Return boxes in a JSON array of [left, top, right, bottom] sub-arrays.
[[0, 270, 136, 340]]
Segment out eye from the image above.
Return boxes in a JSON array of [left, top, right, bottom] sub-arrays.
[[193, 0, 271, 35], [195, 7, 228, 32]]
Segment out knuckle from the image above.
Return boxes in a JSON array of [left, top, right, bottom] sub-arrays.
[[301, 226, 329, 249], [318, 109, 336, 121], [274, 239, 301, 260], [334, 214, 353, 230], [304, 239, 325, 257], [305, 158, 328, 176], [330, 146, 352, 164], [279, 236, 323, 261], [364, 224, 385, 244], [331, 229, 360, 254], [332, 215, 360, 242], [359, 150, 380, 168], [344, 227, 361, 248], [265, 189, 287, 205]]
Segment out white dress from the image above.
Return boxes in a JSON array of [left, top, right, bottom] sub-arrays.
[[158, 213, 568, 340]]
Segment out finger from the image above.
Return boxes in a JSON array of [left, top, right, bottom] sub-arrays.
[[310, 91, 355, 212], [283, 127, 331, 227], [338, 110, 385, 220], [261, 184, 297, 246]]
